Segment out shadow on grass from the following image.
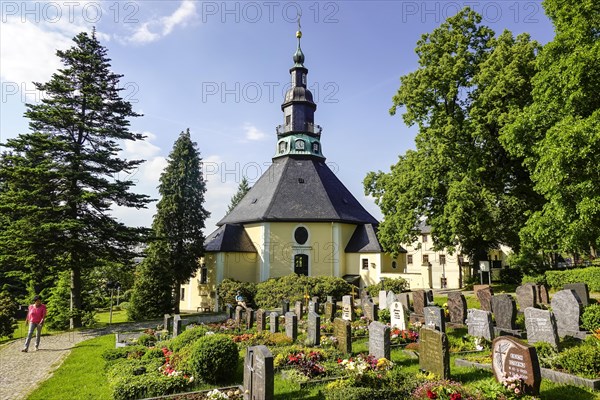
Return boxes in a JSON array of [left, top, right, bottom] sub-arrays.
[[540, 385, 598, 400], [275, 391, 324, 400], [451, 366, 493, 383]]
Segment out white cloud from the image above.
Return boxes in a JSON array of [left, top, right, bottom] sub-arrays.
[[128, 0, 197, 44], [243, 123, 267, 141], [122, 131, 162, 158]]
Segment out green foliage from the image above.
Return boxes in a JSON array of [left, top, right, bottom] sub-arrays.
[[545, 267, 600, 291], [378, 308, 391, 323], [168, 325, 208, 352], [522, 273, 547, 285], [581, 304, 600, 331], [253, 275, 352, 309], [45, 271, 95, 330], [227, 176, 251, 213], [217, 278, 257, 307], [128, 259, 173, 321], [499, 267, 523, 285], [324, 386, 403, 400], [101, 345, 148, 362], [555, 344, 600, 379], [366, 277, 409, 297], [0, 291, 18, 337], [141, 348, 165, 361], [137, 334, 157, 347], [187, 334, 239, 384]]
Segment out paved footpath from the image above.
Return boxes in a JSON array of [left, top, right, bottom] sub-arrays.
[[0, 315, 227, 400]]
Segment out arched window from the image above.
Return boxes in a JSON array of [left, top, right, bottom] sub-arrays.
[[294, 254, 309, 276]]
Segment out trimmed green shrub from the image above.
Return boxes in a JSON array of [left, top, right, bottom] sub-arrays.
[[545, 267, 600, 292], [217, 278, 257, 307], [366, 277, 409, 298], [0, 291, 18, 338], [582, 304, 600, 331], [102, 345, 148, 362], [499, 267, 523, 285], [137, 333, 157, 347], [555, 344, 600, 378], [522, 273, 547, 285], [168, 325, 209, 352], [187, 334, 239, 384], [141, 348, 165, 361]]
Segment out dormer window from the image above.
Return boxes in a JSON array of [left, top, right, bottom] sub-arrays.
[[295, 139, 305, 150], [302, 73, 306, 85], [312, 142, 319, 153], [286, 115, 291, 125], [279, 141, 287, 153]]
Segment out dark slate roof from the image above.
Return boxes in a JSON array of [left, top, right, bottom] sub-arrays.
[[345, 224, 407, 253], [204, 224, 257, 253], [218, 156, 378, 225]]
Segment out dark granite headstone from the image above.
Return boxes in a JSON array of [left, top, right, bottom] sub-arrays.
[[551, 289, 584, 338], [516, 284, 537, 310], [369, 321, 390, 361], [243, 345, 274, 400], [307, 311, 320, 346], [362, 299, 378, 322], [492, 294, 517, 330], [476, 285, 493, 312], [269, 312, 279, 333], [397, 292, 411, 312], [419, 327, 450, 379], [492, 336, 541, 396], [235, 306, 244, 326], [285, 312, 297, 341], [173, 314, 182, 337], [342, 295, 355, 321], [413, 290, 427, 315], [447, 292, 467, 325], [424, 306, 446, 333], [256, 309, 266, 332], [524, 307, 559, 348], [426, 290, 434, 305], [163, 314, 173, 332], [563, 283, 590, 307], [324, 301, 336, 322], [537, 285, 550, 305], [390, 301, 408, 330], [466, 309, 494, 340], [334, 318, 352, 354], [246, 308, 255, 330], [294, 301, 304, 320], [281, 299, 290, 314]]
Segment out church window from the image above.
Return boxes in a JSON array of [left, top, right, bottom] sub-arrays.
[[298, 178, 305, 184], [362, 258, 368, 270], [422, 234, 428, 242], [295, 139, 305, 150], [407, 255, 413, 264], [286, 115, 291, 125], [200, 263, 207, 284], [279, 141, 287, 153], [312, 142, 319, 153], [439, 255, 446, 265], [294, 226, 308, 245], [180, 287, 185, 301], [294, 254, 309, 276], [302, 73, 306, 85], [422, 254, 429, 264], [392, 261, 397, 269]]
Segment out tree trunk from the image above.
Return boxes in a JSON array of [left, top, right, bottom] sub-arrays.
[[173, 282, 180, 314], [70, 266, 82, 328]]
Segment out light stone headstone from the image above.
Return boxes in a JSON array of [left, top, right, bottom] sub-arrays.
[[281, 299, 290, 314], [492, 294, 517, 330], [447, 292, 467, 324], [563, 283, 590, 307], [369, 321, 390, 361], [327, 296, 334, 303], [307, 311, 320, 346], [342, 295, 355, 321], [243, 345, 274, 400], [285, 312, 297, 341], [294, 301, 304, 320], [325, 301, 336, 322], [524, 307, 559, 349], [516, 284, 537, 310], [551, 289, 584, 338], [334, 318, 352, 354], [379, 290, 388, 309], [163, 314, 173, 332], [390, 301, 408, 330], [269, 312, 279, 333], [397, 292, 411, 312], [419, 327, 450, 379], [386, 291, 396, 308], [173, 314, 182, 337], [492, 336, 541, 396], [466, 309, 494, 341], [308, 300, 319, 314], [235, 306, 244, 326], [362, 299, 378, 322], [256, 309, 266, 332], [424, 306, 446, 333]]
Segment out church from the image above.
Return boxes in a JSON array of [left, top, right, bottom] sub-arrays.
[[179, 28, 459, 312]]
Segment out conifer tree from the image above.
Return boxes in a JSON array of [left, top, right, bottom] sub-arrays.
[[0, 30, 150, 327], [227, 176, 251, 213]]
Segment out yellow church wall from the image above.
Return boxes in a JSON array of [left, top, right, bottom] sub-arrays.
[[338, 223, 358, 276], [179, 255, 217, 312], [223, 252, 259, 282]]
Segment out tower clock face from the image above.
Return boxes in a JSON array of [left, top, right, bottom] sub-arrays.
[[295, 140, 305, 150]]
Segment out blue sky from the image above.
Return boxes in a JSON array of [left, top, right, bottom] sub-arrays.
[[1, 1, 555, 232]]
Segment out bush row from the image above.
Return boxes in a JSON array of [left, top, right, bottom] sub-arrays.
[[545, 267, 600, 291]]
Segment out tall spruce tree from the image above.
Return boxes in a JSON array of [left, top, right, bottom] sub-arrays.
[[227, 176, 251, 213], [0, 30, 150, 327], [131, 129, 209, 317]]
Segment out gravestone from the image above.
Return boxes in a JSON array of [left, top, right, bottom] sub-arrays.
[[235, 306, 244, 326], [281, 299, 290, 314], [362, 299, 378, 322], [308, 299, 320, 314], [563, 283, 590, 307], [327, 295, 334, 303], [342, 295, 355, 321], [324, 301, 337, 322], [424, 306, 446, 333], [369, 321, 390, 360], [492, 336, 541, 396], [466, 309, 494, 341], [334, 318, 352, 354], [397, 292, 411, 312], [413, 290, 427, 315], [243, 345, 274, 400], [419, 327, 450, 379], [312, 296, 320, 305], [551, 289, 584, 338], [447, 292, 467, 325], [256, 309, 266, 332], [386, 291, 396, 309], [379, 290, 388, 309], [476, 285, 493, 312], [285, 312, 297, 341], [307, 311, 321, 346], [537, 285, 550, 304], [390, 301, 408, 330], [294, 301, 304, 320], [524, 307, 559, 349], [426, 290, 434, 305], [246, 308, 255, 330], [492, 294, 517, 331], [269, 312, 279, 333], [516, 284, 537, 310], [173, 314, 182, 337], [226, 304, 235, 320], [163, 314, 173, 332]]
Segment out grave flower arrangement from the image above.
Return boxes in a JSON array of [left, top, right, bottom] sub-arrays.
[[285, 350, 327, 378], [337, 354, 394, 377], [411, 379, 476, 400], [320, 335, 338, 347], [500, 373, 525, 398], [390, 328, 419, 345], [158, 347, 194, 383]]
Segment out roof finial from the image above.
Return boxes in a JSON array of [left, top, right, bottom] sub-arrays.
[[293, 12, 305, 66], [296, 13, 302, 39]]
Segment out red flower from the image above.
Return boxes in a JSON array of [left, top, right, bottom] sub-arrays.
[[450, 393, 462, 400], [426, 390, 438, 399]]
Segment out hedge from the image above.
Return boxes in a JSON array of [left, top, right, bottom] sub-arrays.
[[545, 267, 600, 292]]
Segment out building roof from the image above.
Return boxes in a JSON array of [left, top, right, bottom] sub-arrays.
[[204, 224, 257, 253], [345, 224, 407, 253], [417, 220, 432, 234], [218, 156, 379, 225]]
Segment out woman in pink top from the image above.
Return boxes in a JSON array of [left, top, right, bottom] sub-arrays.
[[22, 295, 47, 352]]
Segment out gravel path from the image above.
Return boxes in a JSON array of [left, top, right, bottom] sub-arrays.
[[0, 315, 227, 400]]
